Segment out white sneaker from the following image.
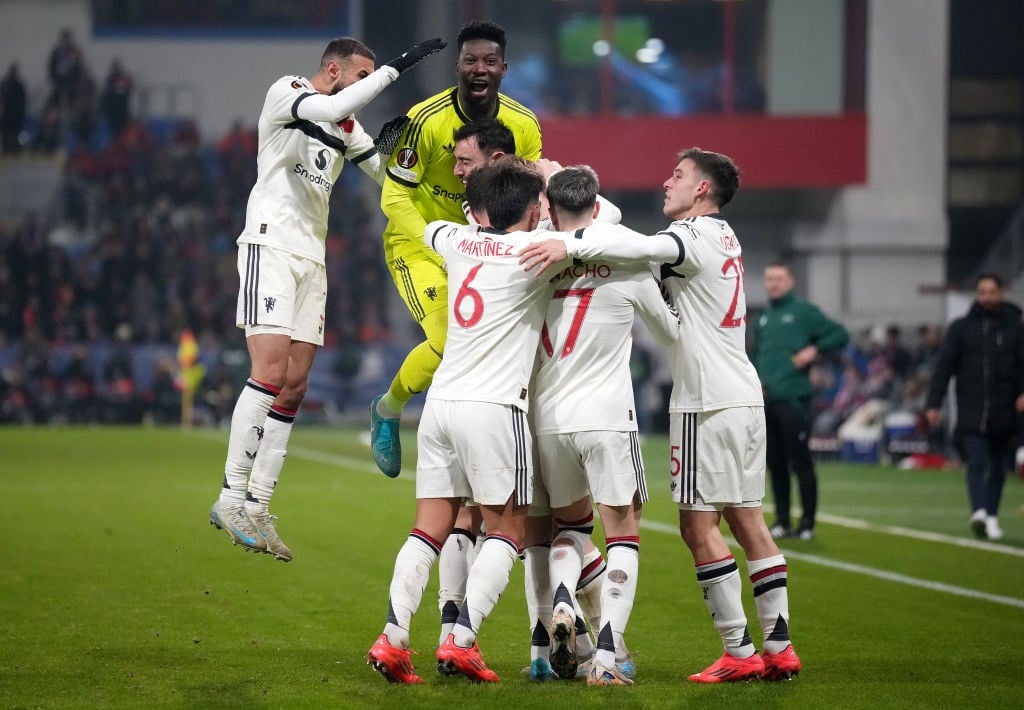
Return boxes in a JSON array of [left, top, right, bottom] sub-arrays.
[[985, 516, 1003, 541], [970, 509, 987, 538]]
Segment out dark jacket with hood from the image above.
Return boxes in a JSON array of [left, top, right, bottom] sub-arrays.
[[926, 300, 1024, 437]]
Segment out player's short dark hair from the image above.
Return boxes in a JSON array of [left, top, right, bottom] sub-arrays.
[[546, 165, 599, 215], [321, 37, 375, 69], [457, 20, 507, 55], [765, 260, 792, 273], [678, 147, 740, 208], [453, 118, 516, 157], [466, 157, 543, 230]]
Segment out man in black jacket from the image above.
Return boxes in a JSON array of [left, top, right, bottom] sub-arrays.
[[926, 274, 1024, 540]]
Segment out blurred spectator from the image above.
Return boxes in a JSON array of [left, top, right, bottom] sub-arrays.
[[880, 324, 912, 379], [912, 323, 943, 378], [843, 326, 873, 376], [332, 335, 362, 411], [100, 58, 133, 138], [215, 117, 258, 159], [48, 29, 84, 109], [145, 357, 180, 424], [33, 99, 63, 154], [99, 324, 139, 422], [57, 344, 97, 423], [70, 66, 98, 148], [813, 363, 867, 436], [1, 62, 27, 153]]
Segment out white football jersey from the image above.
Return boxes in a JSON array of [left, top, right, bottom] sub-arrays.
[[565, 216, 763, 413], [533, 245, 678, 434], [425, 220, 562, 410], [237, 70, 396, 264], [659, 215, 762, 412]]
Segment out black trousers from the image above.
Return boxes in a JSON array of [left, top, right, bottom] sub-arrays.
[[765, 399, 817, 530], [959, 431, 1013, 516]]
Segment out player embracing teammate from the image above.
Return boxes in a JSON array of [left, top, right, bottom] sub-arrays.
[[520, 148, 802, 684]]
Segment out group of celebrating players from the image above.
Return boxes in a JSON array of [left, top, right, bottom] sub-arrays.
[[207, 18, 802, 687]]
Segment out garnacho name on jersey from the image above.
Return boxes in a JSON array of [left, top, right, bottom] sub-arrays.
[[552, 262, 613, 281]]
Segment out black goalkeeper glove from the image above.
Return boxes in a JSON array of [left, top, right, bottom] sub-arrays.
[[374, 115, 410, 156], [386, 38, 447, 74]]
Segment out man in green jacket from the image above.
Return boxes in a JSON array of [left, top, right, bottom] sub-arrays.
[[753, 262, 849, 540]]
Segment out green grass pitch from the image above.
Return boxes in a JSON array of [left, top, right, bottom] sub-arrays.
[[2, 425, 1023, 709]]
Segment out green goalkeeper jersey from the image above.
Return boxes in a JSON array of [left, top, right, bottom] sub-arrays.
[[380, 86, 542, 262]]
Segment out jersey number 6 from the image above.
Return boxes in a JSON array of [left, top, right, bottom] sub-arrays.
[[454, 263, 485, 328]]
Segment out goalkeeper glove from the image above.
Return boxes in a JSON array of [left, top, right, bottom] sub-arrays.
[[374, 115, 410, 156], [386, 38, 447, 74]]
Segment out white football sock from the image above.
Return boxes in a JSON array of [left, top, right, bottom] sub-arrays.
[[451, 535, 518, 647], [748, 554, 792, 654], [437, 527, 476, 645], [576, 545, 607, 632], [696, 555, 756, 658], [244, 405, 295, 512], [549, 530, 586, 613], [220, 379, 277, 505], [384, 530, 441, 648], [522, 544, 552, 661], [598, 539, 639, 667]]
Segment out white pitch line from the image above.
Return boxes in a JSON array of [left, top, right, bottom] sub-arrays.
[[203, 435, 1024, 608], [815, 512, 1024, 557], [776, 550, 1024, 610], [638, 519, 1024, 609]]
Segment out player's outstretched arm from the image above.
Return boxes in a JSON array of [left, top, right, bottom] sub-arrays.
[[568, 222, 683, 265], [295, 39, 446, 124], [520, 222, 683, 276]]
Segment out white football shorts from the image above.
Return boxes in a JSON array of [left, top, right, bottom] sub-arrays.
[[537, 430, 648, 510], [236, 243, 327, 346], [669, 406, 766, 511], [416, 399, 532, 507]]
